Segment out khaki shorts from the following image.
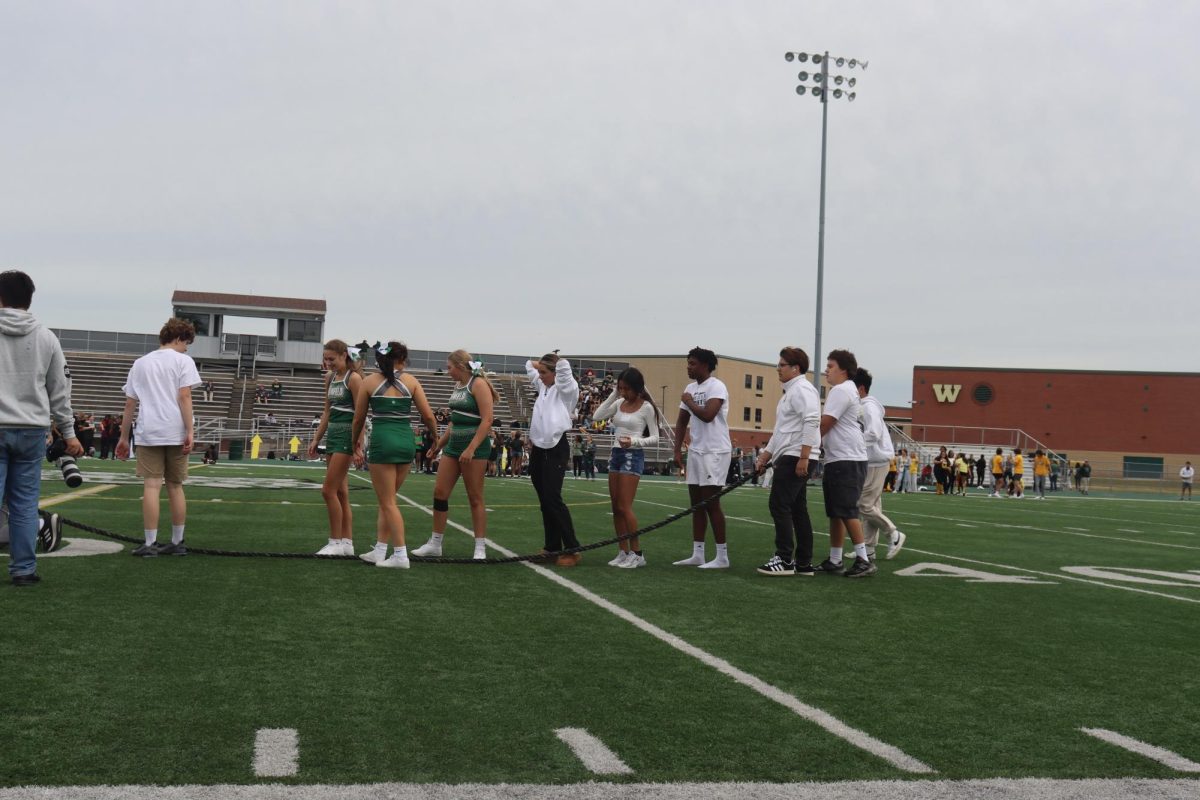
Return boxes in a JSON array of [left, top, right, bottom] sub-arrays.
[[136, 445, 189, 484]]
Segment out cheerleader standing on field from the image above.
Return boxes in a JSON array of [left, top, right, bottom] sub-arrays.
[[411, 350, 496, 560], [591, 367, 663, 569], [352, 342, 439, 569], [309, 340, 365, 556]]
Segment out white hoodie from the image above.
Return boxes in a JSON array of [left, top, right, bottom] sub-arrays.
[[525, 358, 579, 449], [0, 308, 75, 437], [859, 394, 894, 466]]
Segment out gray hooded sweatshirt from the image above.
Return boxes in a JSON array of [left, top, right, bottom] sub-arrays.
[[0, 308, 75, 438]]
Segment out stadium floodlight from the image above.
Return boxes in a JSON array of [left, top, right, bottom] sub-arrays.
[[784, 48, 868, 387]]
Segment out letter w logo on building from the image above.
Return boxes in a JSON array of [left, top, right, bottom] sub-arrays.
[[932, 384, 962, 403]]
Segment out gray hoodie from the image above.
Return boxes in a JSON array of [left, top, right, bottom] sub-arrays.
[[0, 308, 75, 437]]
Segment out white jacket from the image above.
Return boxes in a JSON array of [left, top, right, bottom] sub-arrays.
[[526, 358, 579, 449], [859, 394, 894, 466], [764, 375, 820, 461]]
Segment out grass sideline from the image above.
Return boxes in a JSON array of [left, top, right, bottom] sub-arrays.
[[2, 458, 1197, 789]]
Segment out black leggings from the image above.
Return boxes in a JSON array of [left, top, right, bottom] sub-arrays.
[[530, 437, 579, 551]]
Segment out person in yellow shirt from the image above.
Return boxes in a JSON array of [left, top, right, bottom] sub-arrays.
[[989, 448, 1005, 498], [1033, 449, 1051, 499], [885, 455, 898, 492], [956, 453, 971, 496], [1009, 448, 1025, 498], [909, 453, 918, 492]]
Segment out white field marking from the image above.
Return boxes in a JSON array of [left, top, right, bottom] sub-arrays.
[[1169, 530, 1196, 535], [39, 538, 124, 558], [901, 547, 1200, 605], [995, 503, 1199, 526], [1065, 527, 1090, 531], [1081, 728, 1200, 772], [253, 727, 299, 777], [2, 778, 1200, 800], [554, 728, 634, 775], [1118, 528, 1143, 533], [891, 510, 1200, 551], [39, 484, 119, 507], [955, 523, 977, 528], [385, 482, 935, 774], [1060, 567, 1200, 588]]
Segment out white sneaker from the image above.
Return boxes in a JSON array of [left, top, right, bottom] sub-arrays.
[[673, 554, 706, 566], [698, 557, 730, 570], [316, 543, 342, 556], [473, 545, 488, 561], [886, 530, 907, 560], [619, 553, 646, 569], [412, 539, 443, 557], [340, 539, 356, 556], [990, 492, 999, 498], [377, 553, 410, 569], [609, 551, 630, 567], [359, 548, 386, 564]]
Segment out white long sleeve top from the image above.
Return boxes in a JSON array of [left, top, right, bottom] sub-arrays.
[[859, 394, 895, 466], [764, 375, 821, 461], [590, 389, 660, 449], [526, 358, 580, 449]]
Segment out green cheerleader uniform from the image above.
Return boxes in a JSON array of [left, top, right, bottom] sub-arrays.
[[368, 379, 416, 465], [443, 376, 492, 460], [325, 372, 355, 455]]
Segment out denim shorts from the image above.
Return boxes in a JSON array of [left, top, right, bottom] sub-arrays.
[[608, 447, 645, 475]]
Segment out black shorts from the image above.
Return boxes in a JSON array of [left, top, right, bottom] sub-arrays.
[[993, 472, 1004, 483], [822, 460, 866, 519]]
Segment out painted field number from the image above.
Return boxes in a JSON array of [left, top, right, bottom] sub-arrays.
[[894, 562, 1057, 584]]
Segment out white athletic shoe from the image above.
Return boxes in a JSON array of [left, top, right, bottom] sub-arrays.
[[316, 543, 342, 556], [377, 553, 411, 569], [473, 546, 488, 561], [990, 492, 999, 498], [673, 554, 706, 566], [340, 539, 356, 556], [609, 551, 630, 567], [411, 539, 443, 557], [619, 553, 646, 569], [698, 557, 730, 570], [886, 530, 907, 560], [359, 548, 386, 564]]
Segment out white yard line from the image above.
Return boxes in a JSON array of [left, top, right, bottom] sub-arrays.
[[1080, 728, 1200, 772], [1117, 528, 1143, 534], [253, 728, 299, 777], [554, 728, 634, 775], [1168, 530, 1196, 536], [891, 510, 1200, 551], [1065, 527, 1089, 532], [901, 547, 1200, 605], [2, 778, 1198, 799], [381, 479, 933, 775]]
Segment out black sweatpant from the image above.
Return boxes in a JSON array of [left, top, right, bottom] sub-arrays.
[[769, 456, 815, 566], [531, 437, 579, 552]]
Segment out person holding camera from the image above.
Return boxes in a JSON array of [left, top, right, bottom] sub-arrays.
[[116, 318, 202, 557], [0, 271, 81, 586]]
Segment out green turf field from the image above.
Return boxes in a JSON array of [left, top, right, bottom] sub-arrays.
[[2, 458, 1198, 794]]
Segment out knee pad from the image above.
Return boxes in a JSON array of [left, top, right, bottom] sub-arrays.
[[433, 497, 449, 512]]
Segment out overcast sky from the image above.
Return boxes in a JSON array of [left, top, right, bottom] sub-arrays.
[[3, 1, 1196, 404]]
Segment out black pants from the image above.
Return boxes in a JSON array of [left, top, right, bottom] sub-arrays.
[[769, 456, 814, 566], [572, 454, 582, 477], [531, 437, 579, 551]]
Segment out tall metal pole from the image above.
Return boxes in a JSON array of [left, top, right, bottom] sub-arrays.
[[812, 51, 830, 389]]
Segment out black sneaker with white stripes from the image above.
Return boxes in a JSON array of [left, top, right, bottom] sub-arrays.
[[756, 555, 795, 576], [37, 511, 62, 553]]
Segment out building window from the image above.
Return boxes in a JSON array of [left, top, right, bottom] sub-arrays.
[[287, 319, 322, 343], [754, 408, 762, 423], [175, 313, 210, 337], [744, 374, 752, 389], [743, 407, 751, 422], [755, 376, 764, 391], [972, 383, 994, 405], [1123, 456, 1163, 480]]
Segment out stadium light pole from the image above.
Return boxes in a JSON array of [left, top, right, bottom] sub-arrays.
[[783, 49, 867, 388]]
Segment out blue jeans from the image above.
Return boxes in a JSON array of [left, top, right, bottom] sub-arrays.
[[2, 428, 47, 577]]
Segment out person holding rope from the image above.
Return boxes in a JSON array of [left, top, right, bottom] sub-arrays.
[[412, 350, 495, 561], [308, 340, 364, 556], [526, 351, 583, 566], [352, 342, 439, 569], [673, 347, 732, 569], [754, 347, 820, 576], [591, 366, 664, 569]]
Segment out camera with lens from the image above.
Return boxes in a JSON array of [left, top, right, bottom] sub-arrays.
[[47, 436, 84, 488]]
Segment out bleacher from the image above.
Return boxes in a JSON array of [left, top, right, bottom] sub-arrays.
[[64, 352, 236, 420]]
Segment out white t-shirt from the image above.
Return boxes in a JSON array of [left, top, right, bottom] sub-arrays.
[[679, 376, 730, 453], [1182, 466, 1195, 484], [123, 348, 201, 445], [821, 380, 867, 463]]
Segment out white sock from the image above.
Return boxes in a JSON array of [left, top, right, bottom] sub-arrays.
[[171, 525, 185, 545], [328, 537, 338, 547], [693, 541, 705, 555], [829, 547, 843, 565], [394, 545, 408, 559], [431, 532, 444, 544], [144, 530, 157, 546], [854, 543, 868, 561], [474, 538, 487, 553], [374, 541, 388, 554], [715, 543, 728, 559]]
